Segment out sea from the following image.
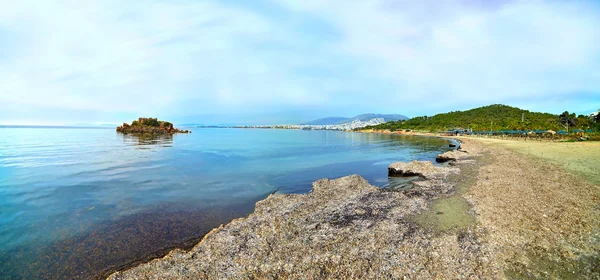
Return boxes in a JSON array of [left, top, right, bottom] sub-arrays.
[[0, 126, 453, 279]]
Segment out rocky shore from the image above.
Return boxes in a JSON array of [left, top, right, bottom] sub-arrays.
[[108, 138, 600, 279], [116, 118, 190, 134], [109, 141, 495, 279]]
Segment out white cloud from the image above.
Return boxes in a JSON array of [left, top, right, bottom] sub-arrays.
[[277, 0, 600, 113], [0, 0, 327, 118], [0, 0, 599, 124]]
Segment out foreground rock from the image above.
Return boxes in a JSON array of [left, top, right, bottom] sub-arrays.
[[117, 118, 190, 134], [109, 156, 495, 279]]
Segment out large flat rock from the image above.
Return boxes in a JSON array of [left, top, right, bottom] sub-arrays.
[[388, 160, 458, 178], [435, 150, 470, 163]]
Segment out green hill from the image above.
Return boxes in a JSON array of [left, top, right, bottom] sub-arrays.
[[363, 104, 596, 132]]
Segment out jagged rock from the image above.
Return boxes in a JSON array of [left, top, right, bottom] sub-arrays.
[[435, 150, 470, 163], [388, 160, 457, 178]]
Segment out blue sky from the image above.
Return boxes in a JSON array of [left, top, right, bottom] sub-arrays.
[[0, 0, 599, 125]]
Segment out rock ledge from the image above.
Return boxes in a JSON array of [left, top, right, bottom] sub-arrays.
[[388, 160, 457, 178], [436, 149, 470, 163]]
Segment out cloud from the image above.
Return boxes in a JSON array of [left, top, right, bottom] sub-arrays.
[[0, 0, 599, 124], [0, 1, 332, 120], [278, 0, 600, 113]]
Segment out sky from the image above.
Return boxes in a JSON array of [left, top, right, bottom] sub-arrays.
[[0, 0, 599, 125]]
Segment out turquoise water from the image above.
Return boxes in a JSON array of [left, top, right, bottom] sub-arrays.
[[0, 127, 451, 279]]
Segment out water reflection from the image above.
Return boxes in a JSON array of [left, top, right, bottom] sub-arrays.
[[118, 133, 173, 147]]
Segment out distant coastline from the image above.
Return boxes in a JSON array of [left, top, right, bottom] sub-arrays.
[[192, 118, 387, 131]]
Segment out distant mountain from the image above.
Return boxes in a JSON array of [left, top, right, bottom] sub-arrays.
[[301, 114, 408, 125], [301, 117, 349, 125]]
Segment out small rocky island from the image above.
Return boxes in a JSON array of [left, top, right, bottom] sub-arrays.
[[116, 118, 190, 134]]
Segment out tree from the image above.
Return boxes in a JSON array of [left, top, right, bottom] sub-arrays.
[[362, 104, 563, 132], [559, 111, 577, 132]]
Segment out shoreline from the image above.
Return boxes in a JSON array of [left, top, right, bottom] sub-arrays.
[[108, 134, 600, 279], [101, 133, 454, 278], [107, 139, 488, 279]]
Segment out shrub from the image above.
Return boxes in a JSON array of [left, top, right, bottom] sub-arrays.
[[141, 118, 160, 127]]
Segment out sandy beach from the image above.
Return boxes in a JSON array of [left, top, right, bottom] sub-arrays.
[[460, 136, 600, 185], [108, 136, 600, 279], [461, 137, 600, 278]]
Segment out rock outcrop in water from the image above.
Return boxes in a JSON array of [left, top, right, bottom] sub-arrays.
[[116, 118, 190, 134], [109, 144, 496, 279]]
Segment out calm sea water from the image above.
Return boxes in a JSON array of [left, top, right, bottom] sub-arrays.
[[0, 127, 452, 279]]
